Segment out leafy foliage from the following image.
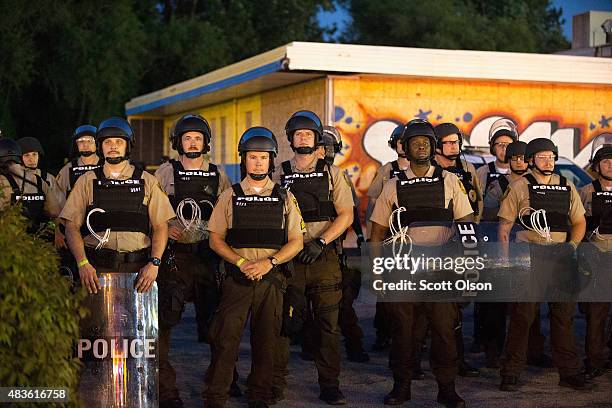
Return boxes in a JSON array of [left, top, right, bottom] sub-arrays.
[[0, 203, 85, 406]]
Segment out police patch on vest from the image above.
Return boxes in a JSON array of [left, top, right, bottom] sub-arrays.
[[14, 195, 45, 201], [95, 179, 143, 186], [73, 165, 100, 172], [531, 185, 569, 191], [399, 177, 441, 186], [177, 170, 217, 178]]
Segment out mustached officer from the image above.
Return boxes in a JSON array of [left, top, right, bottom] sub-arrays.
[[578, 133, 612, 380], [154, 113, 231, 407], [498, 138, 588, 391], [1, 138, 61, 230], [204, 127, 304, 408], [273, 110, 354, 405], [367, 124, 408, 353], [370, 119, 472, 407]]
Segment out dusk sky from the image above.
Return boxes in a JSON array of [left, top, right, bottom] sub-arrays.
[[318, 0, 612, 43]]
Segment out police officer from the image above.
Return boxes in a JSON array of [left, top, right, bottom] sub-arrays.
[[17, 137, 61, 195], [476, 118, 518, 193], [482, 141, 551, 369], [319, 125, 369, 363], [274, 110, 354, 405], [367, 124, 408, 352], [370, 119, 471, 407], [433, 122, 482, 377], [60, 117, 174, 294], [154, 114, 231, 407], [498, 138, 588, 391], [0, 138, 61, 229], [204, 127, 304, 408], [578, 133, 612, 379]]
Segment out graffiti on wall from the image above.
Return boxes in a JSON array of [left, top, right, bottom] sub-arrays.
[[334, 80, 612, 201]]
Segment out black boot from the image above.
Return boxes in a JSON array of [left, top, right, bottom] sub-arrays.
[[437, 382, 466, 408], [383, 381, 411, 405], [160, 397, 184, 408], [372, 335, 391, 351], [499, 376, 519, 391], [559, 373, 593, 390], [347, 348, 370, 363], [412, 360, 425, 380], [458, 360, 480, 377], [319, 388, 347, 405]]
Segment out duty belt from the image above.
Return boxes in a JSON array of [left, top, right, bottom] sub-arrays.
[[85, 247, 149, 270]]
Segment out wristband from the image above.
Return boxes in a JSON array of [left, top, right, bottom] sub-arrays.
[[236, 257, 246, 267], [77, 258, 89, 268], [569, 241, 578, 250]]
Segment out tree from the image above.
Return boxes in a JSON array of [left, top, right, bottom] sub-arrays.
[[341, 0, 569, 53]]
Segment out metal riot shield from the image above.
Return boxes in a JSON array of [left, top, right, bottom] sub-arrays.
[[77, 273, 158, 408]]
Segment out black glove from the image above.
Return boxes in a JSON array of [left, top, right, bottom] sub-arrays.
[[297, 238, 326, 265]]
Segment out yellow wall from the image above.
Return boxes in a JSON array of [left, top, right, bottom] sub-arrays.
[[332, 76, 612, 200]]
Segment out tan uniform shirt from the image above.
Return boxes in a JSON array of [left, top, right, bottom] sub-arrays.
[[155, 158, 231, 243], [56, 154, 102, 203], [60, 162, 175, 252], [370, 165, 473, 245], [367, 160, 409, 200], [579, 182, 612, 250], [207, 177, 305, 260], [27, 168, 64, 207], [498, 174, 585, 244], [273, 156, 354, 243], [476, 161, 510, 195], [0, 163, 61, 218]]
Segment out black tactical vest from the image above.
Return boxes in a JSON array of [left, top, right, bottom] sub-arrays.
[[484, 161, 502, 192], [443, 159, 479, 215], [588, 180, 612, 234], [498, 175, 510, 194], [5, 170, 46, 232], [69, 157, 103, 191], [394, 166, 454, 227], [520, 173, 570, 233], [169, 159, 219, 222], [83, 167, 149, 235], [389, 160, 404, 179], [280, 159, 336, 222], [226, 183, 287, 249]]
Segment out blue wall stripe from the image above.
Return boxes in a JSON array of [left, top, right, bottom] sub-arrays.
[[126, 60, 285, 116]]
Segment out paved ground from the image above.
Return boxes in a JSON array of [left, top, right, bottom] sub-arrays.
[[169, 294, 612, 408]]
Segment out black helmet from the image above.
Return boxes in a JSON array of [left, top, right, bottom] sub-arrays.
[[238, 127, 278, 157], [322, 126, 343, 153], [170, 114, 212, 154], [488, 118, 518, 154], [590, 133, 612, 171], [401, 119, 437, 158], [71, 124, 97, 157], [17, 137, 45, 156], [0, 138, 23, 166], [96, 117, 135, 159], [526, 138, 558, 161], [285, 110, 323, 145], [503, 141, 527, 163], [388, 125, 405, 150], [434, 123, 463, 149]]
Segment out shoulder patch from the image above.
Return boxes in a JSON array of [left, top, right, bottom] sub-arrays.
[[468, 189, 477, 202]]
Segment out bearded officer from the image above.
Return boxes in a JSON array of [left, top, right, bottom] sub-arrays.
[[498, 138, 588, 391], [578, 133, 612, 380], [370, 119, 471, 407], [273, 110, 354, 405], [204, 127, 304, 408], [154, 114, 231, 407]]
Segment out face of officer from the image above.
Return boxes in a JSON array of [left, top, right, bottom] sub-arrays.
[[293, 129, 316, 150], [437, 134, 460, 160], [509, 154, 528, 175], [408, 136, 431, 165], [531, 150, 555, 175], [102, 137, 127, 163], [245, 151, 270, 181], [76, 135, 96, 156], [492, 135, 514, 162], [598, 158, 612, 180], [181, 131, 205, 158], [22, 151, 39, 169]]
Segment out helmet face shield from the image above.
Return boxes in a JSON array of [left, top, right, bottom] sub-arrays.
[[591, 133, 612, 161]]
